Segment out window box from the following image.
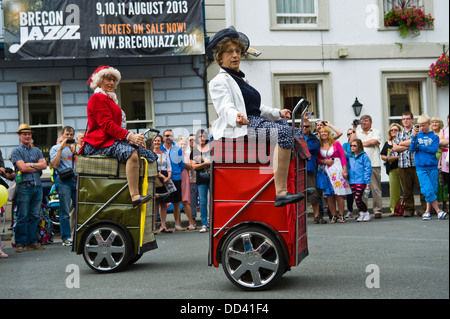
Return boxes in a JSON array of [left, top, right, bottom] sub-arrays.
[[384, 5, 434, 38]]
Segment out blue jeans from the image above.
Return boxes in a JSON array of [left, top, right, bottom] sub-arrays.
[[15, 183, 43, 246], [55, 175, 77, 241], [197, 184, 210, 227]]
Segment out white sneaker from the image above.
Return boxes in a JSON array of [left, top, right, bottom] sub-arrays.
[[438, 211, 448, 220], [62, 238, 73, 246], [362, 212, 371, 222], [199, 226, 207, 233], [422, 212, 432, 220], [345, 212, 353, 219], [356, 213, 364, 222]]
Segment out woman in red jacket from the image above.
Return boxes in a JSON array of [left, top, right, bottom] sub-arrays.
[[82, 65, 157, 208]]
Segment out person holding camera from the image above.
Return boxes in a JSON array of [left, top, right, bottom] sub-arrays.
[[353, 115, 383, 219], [11, 124, 48, 252], [50, 126, 78, 246]]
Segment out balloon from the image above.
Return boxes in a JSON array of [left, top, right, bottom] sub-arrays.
[[0, 185, 8, 207]]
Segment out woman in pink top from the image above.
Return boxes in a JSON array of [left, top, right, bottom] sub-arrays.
[[317, 127, 352, 223]]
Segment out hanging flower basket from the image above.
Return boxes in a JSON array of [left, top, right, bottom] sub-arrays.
[[429, 53, 449, 88], [384, 6, 434, 38]]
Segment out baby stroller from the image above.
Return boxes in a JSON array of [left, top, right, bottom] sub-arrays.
[[44, 184, 60, 233]]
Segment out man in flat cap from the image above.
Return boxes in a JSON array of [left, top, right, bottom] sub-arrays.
[[11, 124, 47, 252]]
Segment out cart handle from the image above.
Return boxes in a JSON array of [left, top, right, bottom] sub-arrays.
[[291, 98, 311, 139], [138, 128, 160, 159], [141, 128, 160, 137]]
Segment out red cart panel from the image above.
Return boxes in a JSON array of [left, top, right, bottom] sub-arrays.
[[209, 138, 309, 269]]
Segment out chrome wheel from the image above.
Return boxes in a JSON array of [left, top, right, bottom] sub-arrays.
[[82, 225, 130, 273], [222, 227, 286, 290]]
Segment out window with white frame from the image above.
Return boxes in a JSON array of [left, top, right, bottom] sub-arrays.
[[115, 81, 155, 132], [20, 84, 63, 163], [382, 71, 438, 133], [270, 0, 329, 30], [276, 0, 318, 25], [280, 82, 320, 119], [387, 80, 424, 125], [272, 72, 333, 124]]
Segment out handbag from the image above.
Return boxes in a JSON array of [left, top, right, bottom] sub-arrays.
[[57, 167, 75, 181], [57, 156, 75, 182], [156, 153, 167, 188], [394, 197, 405, 216], [199, 168, 210, 180]]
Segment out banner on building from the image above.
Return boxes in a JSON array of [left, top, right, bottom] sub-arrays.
[[3, 0, 205, 60]]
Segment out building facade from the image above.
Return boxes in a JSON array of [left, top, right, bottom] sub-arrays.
[[1, 0, 449, 187], [206, 0, 449, 183], [0, 0, 216, 167]]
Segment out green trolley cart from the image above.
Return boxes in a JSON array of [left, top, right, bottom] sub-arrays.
[[73, 153, 158, 273]]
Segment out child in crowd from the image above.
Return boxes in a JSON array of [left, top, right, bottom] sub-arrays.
[[410, 114, 447, 220], [348, 139, 373, 222]]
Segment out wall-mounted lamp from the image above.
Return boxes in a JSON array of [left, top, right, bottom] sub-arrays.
[[352, 98, 363, 117]]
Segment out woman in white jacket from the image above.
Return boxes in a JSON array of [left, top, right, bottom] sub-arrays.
[[207, 27, 304, 207]]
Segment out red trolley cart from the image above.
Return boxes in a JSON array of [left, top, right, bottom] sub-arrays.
[[208, 100, 313, 290]]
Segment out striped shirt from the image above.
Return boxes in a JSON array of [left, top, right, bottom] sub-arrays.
[[394, 128, 415, 168]]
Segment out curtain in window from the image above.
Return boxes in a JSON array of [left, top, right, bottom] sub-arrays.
[[276, 0, 315, 14], [388, 81, 422, 116], [281, 83, 318, 118], [383, 0, 422, 10]]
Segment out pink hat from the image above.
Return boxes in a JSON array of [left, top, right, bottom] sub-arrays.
[[87, 65, 121, 90]]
